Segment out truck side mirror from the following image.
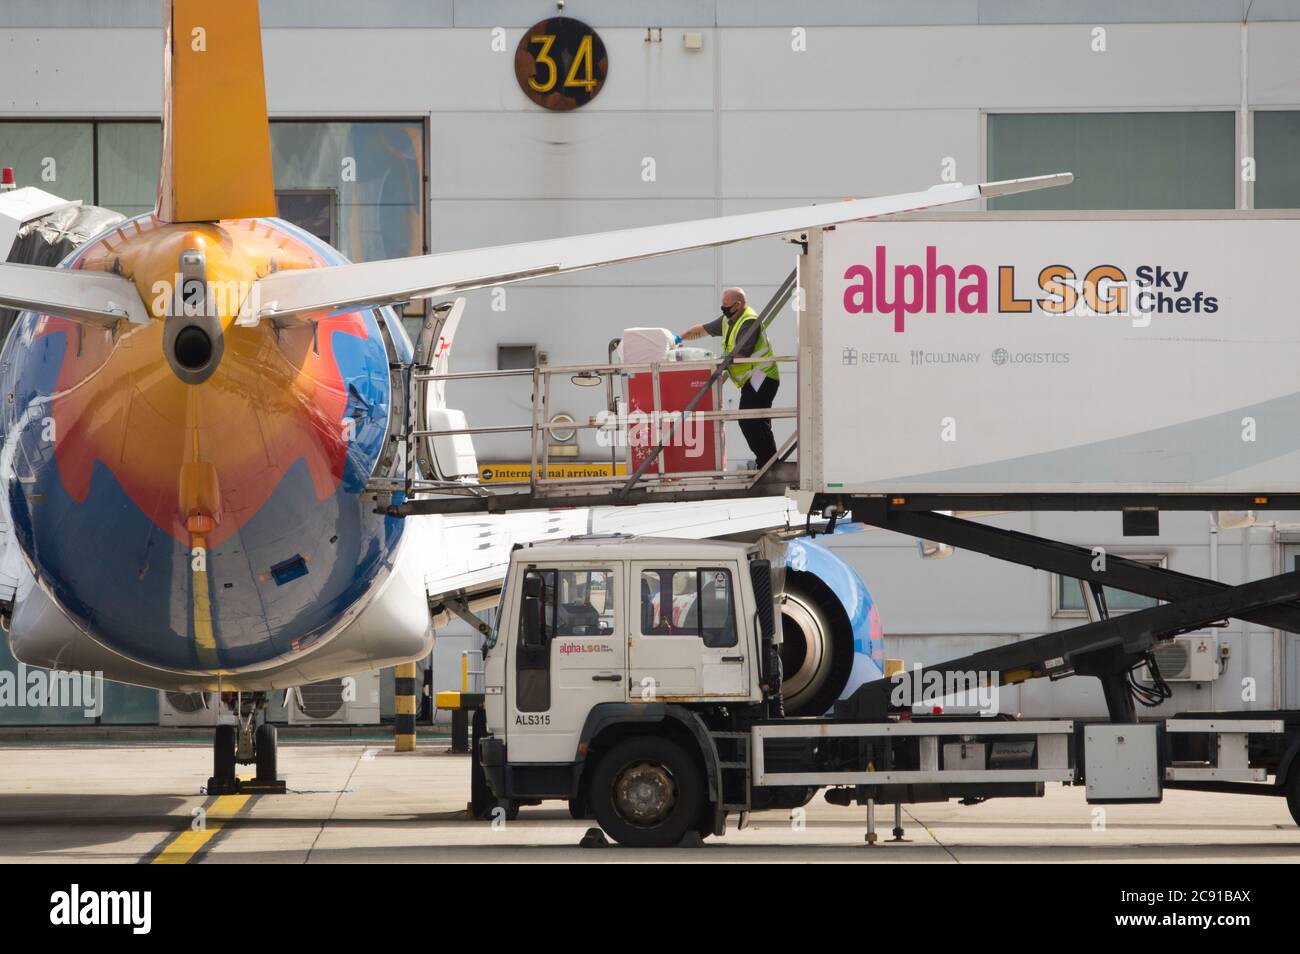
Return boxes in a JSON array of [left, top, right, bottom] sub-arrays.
[[520, 574, 546, 649]]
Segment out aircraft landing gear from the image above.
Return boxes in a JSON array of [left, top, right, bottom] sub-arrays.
[[208, 723, 239, 795], [205, 692, 286, 795]]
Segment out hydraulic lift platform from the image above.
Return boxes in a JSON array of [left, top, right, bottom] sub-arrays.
[[373, 250, 1299, 798]]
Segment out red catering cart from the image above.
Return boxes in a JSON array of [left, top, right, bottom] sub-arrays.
[[619, 329, 724, 476]]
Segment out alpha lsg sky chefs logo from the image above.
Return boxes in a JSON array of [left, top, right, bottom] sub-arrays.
[[840, 246, 1219, 332]]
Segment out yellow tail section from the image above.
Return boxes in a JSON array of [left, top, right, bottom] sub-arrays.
[[156, 0, 276, 223]]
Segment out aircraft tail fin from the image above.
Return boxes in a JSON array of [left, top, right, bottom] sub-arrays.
[[156, 0, 276, 223]]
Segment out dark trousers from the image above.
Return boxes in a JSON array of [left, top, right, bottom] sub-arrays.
[[738, 374, 780, 467]]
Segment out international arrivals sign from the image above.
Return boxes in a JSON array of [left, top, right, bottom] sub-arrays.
[[479, 462, 627, 483]]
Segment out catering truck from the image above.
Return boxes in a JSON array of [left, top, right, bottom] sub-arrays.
[[410, 212, 1300, 847], [462, 533, 1300, 848]]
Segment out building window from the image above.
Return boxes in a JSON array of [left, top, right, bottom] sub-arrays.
[[269, 121, 424, 265], [987, 112, 1236, 210], [276, 188, 337, 246], [497, 344, 538, 370], [0, 121, 94, 205], [1254, 110, 1300, 209], [0, 118, 425, 263], [1052, 554, 1166, 618], [97, 122, 163, 219]]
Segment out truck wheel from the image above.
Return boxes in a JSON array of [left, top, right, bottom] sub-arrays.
[[590, 737, 704, 848], [1287, 766, 1300, 828]]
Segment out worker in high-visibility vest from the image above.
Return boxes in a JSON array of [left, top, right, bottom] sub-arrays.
[[680, 287, 780, 467]]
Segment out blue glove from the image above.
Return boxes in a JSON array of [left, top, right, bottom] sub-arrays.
[[673, 334, 683, 345]]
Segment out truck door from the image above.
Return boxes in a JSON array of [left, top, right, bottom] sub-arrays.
[[508, 564, 626, 762], [630, 563, 749, 700]]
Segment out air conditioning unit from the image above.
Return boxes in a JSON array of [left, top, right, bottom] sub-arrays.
[[1144, 634, 1220, 683], [287, 671, 381, 725], [158, 691, 234, 727]]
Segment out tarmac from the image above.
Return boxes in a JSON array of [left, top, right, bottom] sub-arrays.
[[1, 739, 1298, 863]]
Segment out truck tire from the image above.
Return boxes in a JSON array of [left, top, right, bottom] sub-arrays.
[[590, 736, 705, 848]]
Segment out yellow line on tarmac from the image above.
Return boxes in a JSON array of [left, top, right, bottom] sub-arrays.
[[152, 792, 251, 865], [191, 531, 219, 669]]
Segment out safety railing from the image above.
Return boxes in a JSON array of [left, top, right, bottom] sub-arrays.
[[378, 268, 801, 513], [404, 352, 798, 500]]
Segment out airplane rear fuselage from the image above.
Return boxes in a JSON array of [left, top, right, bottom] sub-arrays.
[[0, 213, 411, 678]]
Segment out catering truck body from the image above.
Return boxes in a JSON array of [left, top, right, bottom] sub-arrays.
[[800, 212, 1300, 499]]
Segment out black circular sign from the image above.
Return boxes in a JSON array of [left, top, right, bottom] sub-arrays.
[[515, 16, 609, 111]]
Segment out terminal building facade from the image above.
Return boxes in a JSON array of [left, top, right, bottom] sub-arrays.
[[1, 0, 1298, 722]]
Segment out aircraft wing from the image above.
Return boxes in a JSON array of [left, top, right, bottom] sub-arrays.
[[415, 497, 801, 619], [0, 261, 150, 327], [414, 498, 1016, 626], [239, 173, 1072, 325]]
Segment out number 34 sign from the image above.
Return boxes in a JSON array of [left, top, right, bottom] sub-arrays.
[[515, 17, 609, 110]]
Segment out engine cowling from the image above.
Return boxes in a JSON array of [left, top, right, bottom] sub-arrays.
[[779, 531, 884, 717]]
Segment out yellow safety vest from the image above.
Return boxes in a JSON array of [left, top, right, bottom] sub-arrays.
[[721, 306, 779, 387]]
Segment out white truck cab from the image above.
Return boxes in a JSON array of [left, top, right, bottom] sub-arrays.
[[484, 536, 766, 757], [476, 534, 781, 845]]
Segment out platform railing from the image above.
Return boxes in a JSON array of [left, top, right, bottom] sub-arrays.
[[401, 352, 798, 501], [377, 269, 802, 513]]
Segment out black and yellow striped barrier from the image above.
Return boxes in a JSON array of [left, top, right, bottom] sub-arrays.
[[394, 662, 418, 752]]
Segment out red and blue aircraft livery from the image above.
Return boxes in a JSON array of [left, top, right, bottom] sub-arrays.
[[0, 214, 409, 674]]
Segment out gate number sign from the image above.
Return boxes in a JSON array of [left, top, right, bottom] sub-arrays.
[[515, 17, 609, 110]]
